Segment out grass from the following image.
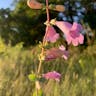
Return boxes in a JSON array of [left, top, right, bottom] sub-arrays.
[[0, 41, 96, 96]]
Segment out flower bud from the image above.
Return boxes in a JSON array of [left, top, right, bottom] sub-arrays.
[[55, 5, 65, 12], [49, 4, 65, 12], [27, 0, 43, 9]]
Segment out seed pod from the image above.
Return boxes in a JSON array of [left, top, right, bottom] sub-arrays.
[[27, 0, 43, 9]]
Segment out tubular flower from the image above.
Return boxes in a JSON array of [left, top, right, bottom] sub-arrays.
[[27, 0, 43, 9], [44, 25, 59, 43], [45, 45, 69, 61], [43, 71, 61, 82], [51, 20, 84, 46]]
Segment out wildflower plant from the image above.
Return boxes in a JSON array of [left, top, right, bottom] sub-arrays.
[[27, 0, 84, 95]]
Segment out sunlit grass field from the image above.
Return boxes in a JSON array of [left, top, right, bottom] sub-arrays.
[[0, 39, 96, 96]]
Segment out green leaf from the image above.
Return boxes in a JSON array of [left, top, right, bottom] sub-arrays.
[[28, 74, 37, 82]]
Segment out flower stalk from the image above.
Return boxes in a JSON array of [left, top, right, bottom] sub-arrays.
[[37, 0, 50, 75], [36, 0, 50, 94]]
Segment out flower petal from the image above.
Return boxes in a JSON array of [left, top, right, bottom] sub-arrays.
[[72, 39, 79, 46], [62, 51, 69, 60], [66, 35, 72, 45], [78, 34, 84, 44], [43, 71, 61, 81], [71, 22, 83, 32], [50, 34, 59, 43], [45, 26, 59, 43], [45, 46, 69, 61], [55, 21, 72, 34], [59, 45, 65, 51]]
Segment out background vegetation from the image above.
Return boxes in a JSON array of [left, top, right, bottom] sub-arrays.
[[0, 0, 96, 96]]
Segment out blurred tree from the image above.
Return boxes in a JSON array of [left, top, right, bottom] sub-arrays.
[[0, 0, 62, 46], [0, 0, 96, 46]]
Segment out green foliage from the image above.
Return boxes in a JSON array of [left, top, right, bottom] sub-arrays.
[[0, 0, 96, 46], [28, 73, 37, 82], [33, 89, 44, 96], [0, 40, 96, 96], [0, 42, 38, 96], [0, 37, 6, 53]]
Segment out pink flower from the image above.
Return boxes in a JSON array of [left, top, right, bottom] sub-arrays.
[[55, 21, 84, 46], [45, 45, 69, 61], [45, 25, 59, 43], [59, 45, 69, 60], [43, 71, 61, 81]]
